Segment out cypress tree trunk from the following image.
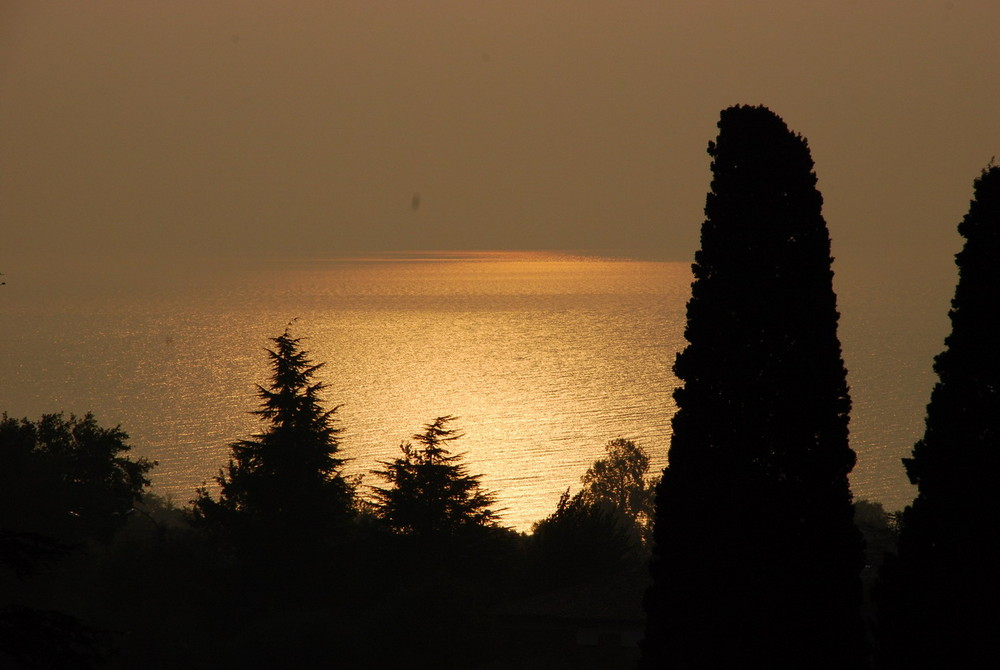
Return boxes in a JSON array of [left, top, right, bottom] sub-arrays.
[[877, 165, 1000, 668], [642, 105, 864, 669]]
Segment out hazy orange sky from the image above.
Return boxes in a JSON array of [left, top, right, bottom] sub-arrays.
[[2, 1, 998, 267]]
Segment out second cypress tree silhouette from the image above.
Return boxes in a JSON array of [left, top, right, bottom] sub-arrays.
[[642, 105, 864, 669], [877, 165, 1000, 667]]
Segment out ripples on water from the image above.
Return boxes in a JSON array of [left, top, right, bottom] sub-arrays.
[[0, 250, 943, 529]]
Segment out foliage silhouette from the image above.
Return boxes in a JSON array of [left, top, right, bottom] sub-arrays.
[[0, 412, 148, 668], [369, 416, 500, 537], [877, 165, 1000, 668], [529, 438, 656, 588], [193, 328, 354, 535], [642, 105, 865, 669], [530, 489, 643, 590], [0, 355, 666, 667], [577, 437, 658, 544], [0, 412, 154, 544]]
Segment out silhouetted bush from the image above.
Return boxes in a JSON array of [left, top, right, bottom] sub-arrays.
[[0, 412, 153, 545], [530, 490, 642, 589], [527, 438, 656, 589], [577, 438, 658, 545], [0, 412, 151, 668]]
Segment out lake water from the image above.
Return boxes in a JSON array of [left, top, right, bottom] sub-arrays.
[[0, 250, 950, 530]]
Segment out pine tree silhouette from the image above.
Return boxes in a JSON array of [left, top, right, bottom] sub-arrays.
[[194, 328, 353, 533], [369, 416, 499, 537]]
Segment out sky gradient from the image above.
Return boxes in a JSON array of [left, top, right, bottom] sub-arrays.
[[2, 1, 999, 268]]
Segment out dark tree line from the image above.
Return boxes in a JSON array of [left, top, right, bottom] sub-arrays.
[[2, 327, 655, 668]]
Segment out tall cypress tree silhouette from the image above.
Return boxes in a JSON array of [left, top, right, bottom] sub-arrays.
[[877, 165, 1000, 667], [642, 105, 864, 669]]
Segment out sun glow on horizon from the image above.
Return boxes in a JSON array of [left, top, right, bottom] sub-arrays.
[[288, 249, 646, 264]]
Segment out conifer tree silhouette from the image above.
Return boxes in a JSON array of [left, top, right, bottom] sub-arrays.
[[642, 105, 864, 669], [877, 165, 1000, 668], [369, 416, 499, 537], [194, 328, 353, 533]]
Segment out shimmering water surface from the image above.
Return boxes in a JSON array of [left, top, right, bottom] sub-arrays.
[[1, 251, 946, 529]]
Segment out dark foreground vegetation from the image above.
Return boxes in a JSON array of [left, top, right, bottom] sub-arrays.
[[0, 330, 660, 669], [2, 107, 996, 669]]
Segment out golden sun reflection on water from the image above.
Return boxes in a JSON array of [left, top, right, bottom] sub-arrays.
[[0, 251, 690, 530], [290, 251, 690, 529], [0, 250, 927, 529]]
